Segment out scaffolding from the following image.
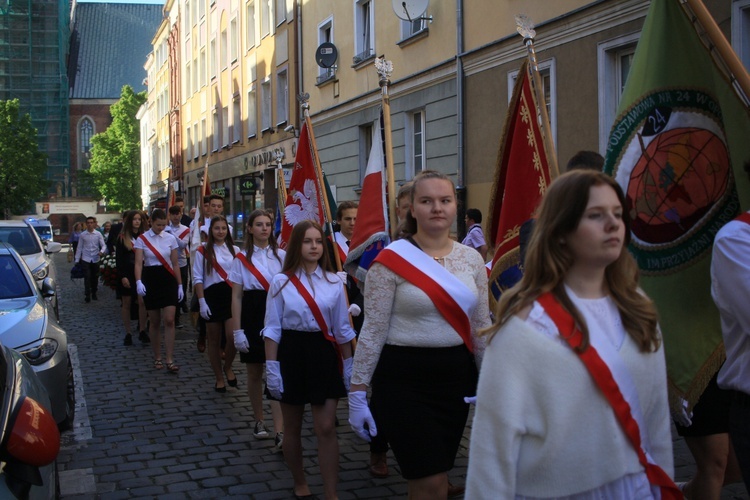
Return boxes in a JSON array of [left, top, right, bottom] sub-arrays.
[[0, 0, 70, 199]]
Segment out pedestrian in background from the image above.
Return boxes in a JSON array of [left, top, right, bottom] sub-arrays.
[[134, 209, 183, 373], [466, 170, 676, 498], [116, 210, 148, 346], [349, 170, 491, 499], [230, 209, 285, 448], [462, 208, 488, 260], [166, 205, 190, 329], [263, 220, 355, 500], [74, 216, 106, 303], [69, 221, 83, 254], [193, 215, 239, 392]]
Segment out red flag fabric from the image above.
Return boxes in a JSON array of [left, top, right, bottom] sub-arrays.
[[279, 122, 325, 248], [487, 60, 555, 309]]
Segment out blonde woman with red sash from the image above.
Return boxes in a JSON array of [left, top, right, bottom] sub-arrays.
[[134, 209, 184, 372], [193, 215, 239, 392], [229, 209, 285, 447], [349, 170, 491, 500], [466, 170, 678, 499], [262, 220, 355, 500]]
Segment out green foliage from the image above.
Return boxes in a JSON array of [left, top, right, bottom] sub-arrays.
[[88, 85, 147, 211], [0, 99, 48, 218]]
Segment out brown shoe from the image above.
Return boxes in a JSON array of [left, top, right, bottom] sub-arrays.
[[447, 482, 465, 498], [369, 452, 388, 478], [197, 335, 206, 353]]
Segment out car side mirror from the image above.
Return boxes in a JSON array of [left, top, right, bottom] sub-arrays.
[[44, 241, 62, 254], [41, 278, 56, 298]]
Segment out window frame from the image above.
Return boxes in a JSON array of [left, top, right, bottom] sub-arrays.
[[247, 86, 257, 138], [597, 34, 639, 154], [353, 0, 374, 65], [276, 67, 289, 127], [405, 109, 425, 180]]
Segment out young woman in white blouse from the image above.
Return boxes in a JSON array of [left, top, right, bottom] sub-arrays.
[[229, 209, 285, 447], [134, 209, 184, 372], [193, 215, 240, 392], [348, 170, 491, 499], [262, 220, 355, 500], [466, 170, 678, 498]]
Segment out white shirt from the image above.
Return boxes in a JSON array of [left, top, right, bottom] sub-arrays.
[[228, 246, 286, 291], [334, 231, 350, 256], [261, 266, 356, 344], [74, 229, 106, 263], [192, 242, 239, 289], [712, 214, 750, 395], [165, 222, 190, 268], [133, 229, 179, 267]]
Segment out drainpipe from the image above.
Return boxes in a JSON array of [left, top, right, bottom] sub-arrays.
[[456, 0, 467, 240], [296, 0, 303, 128]]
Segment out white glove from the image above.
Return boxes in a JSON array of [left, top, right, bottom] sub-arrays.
[[233, 329, 250, 353], [464, 396, 477, 405], [348, 303, 361, 317], [198, 297, 212, 320], [672, 397, 693, 427], [337, 271, 348, 283], [343, 357, 353, 391], [177, 285, 184, 302], [348, 391, 377, 442], [136, 280, 147, 296], [266, 360, 284, 399]]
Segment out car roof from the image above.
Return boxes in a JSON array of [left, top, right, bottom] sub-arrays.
[[0, 220, 29, 227]]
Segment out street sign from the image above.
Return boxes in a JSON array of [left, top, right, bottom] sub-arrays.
[[239, 176, 257, 196]]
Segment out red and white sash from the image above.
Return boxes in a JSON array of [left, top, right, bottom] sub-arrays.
[[735, 212, 750, 226], [237, 252, 271, 291], [537, 292, 681, 500], [334, 232, 349, 264], [287, 273, 343, 373], [139, 233, 176, 278], [197, 245, 232, 286], [373, 239, 477, 352]]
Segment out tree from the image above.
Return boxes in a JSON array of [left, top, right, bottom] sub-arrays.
[[0, 99, 47, 219], [88, 85, 147, 212]]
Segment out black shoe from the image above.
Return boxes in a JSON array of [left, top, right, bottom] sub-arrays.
[[84, 296, 91, 303], [92, 293, 98, 300], [139, 331, 150, 344], [124, 334, 133, 346], [214, 383, 226, 393]]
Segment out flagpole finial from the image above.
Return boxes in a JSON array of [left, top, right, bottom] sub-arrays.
[[274, 149, 285, 167], [297, 92, 311, 112], [375, 56, 393, 88], [515, 14, 536, 43]]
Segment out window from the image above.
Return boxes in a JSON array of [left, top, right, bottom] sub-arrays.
[[210, 37, 217, 79], [222, 106, 229, 147], [246, 1, 256, 49], [354, 0, 374, 64], [191, 0, 197, 26], [194, 123, 200, 158], [400, 17, 427, 39], [275, 0, 285, 25], [185, 0, 191, 31], [261, 0, 272, 38], [598, 35, 638, 153], [276, 69, 288, 126], [198, 0, 204, 19], [233, 95, 242, 143], [187, 126, 193, 160], [247, 88, 257, 137], [221, 29, 228, 70], [200, 48, 206, 87], [186, 62, 192, 96], [317, 17, 335, 84], [79, 117, 94, 169], [193, 56, 199, 93], [359, 123, 373, 184], [508, 59, 557, 151], [212, 110, 220, 151], [261, 78, 272, 131], [201, 118, 207, 155], [405, 110, 425, 179], [732, 0, 750, 71], [230, 17, 238, 62]]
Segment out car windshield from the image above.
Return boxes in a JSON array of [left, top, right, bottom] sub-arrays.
[[32, 226, 52, 240], [0, 227, 42, 255], [0, 255, 33, 299]]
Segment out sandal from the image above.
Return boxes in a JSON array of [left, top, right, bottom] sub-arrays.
[[166, 362, 180, 373], [154, 359, 164, 369]]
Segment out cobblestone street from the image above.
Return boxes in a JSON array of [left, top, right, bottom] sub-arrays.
[[51, 250, 748, 499]]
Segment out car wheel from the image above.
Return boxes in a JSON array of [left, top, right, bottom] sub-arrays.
[[58, 353, 75, 431]]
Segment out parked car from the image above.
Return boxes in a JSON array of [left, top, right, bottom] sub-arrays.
[[25, 218, 54, 242], [0, 220, 62, 321], [0, 243, 75, 431], [0, 342, 60, 499]]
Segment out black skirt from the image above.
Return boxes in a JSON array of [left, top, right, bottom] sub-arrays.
[[277, 329, 346, 405], [142, 265, 178, 310], [203, 281, 232, 323], [371, 344, 477, 480], [240, 290, 267, 364]]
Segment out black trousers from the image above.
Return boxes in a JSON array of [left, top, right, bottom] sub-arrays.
[[82, 260, 100, 298]]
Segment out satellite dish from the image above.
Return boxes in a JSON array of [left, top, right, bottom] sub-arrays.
[[315, 42, 338, 69], [392, 0, 428, 21]]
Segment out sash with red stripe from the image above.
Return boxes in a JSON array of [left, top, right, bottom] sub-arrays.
[[287, 274, 343, 374], [735, 212, 750, 225], [197, 246, 232, 285], [237, 253, 270, 291], [374, 241, 475, 353], [177, 227, 191, 258], [139, 234, 176, 278], [537, 292, 681, 499]]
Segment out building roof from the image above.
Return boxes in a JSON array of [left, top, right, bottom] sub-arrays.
[[68, 3, 163, 99]]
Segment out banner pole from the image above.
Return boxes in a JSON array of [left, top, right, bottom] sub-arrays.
[[375, 57, 398, 238]]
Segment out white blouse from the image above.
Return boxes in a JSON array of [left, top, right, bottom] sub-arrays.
[[192, 242, 240, 289], [261, 266, 356, 345], [228, 246, 286, 291], [134, 229, 179, 267]]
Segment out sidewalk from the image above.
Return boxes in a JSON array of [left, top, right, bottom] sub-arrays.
[[51, 251, 748, 498]]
